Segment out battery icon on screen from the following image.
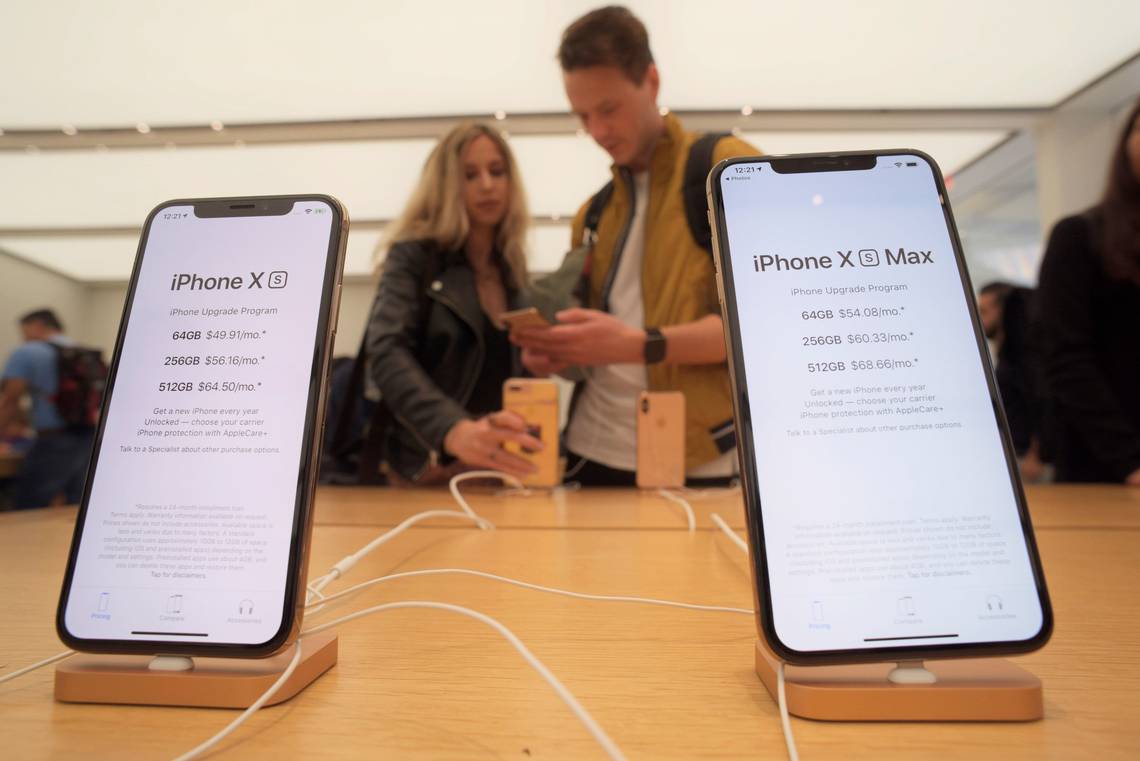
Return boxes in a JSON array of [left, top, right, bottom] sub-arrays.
[[906, 162, 918, 167]]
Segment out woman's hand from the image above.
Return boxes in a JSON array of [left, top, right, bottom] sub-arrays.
[[443, 410, 542, 477]]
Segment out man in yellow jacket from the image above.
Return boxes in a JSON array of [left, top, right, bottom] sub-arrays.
[[513, 5, 758, 486]]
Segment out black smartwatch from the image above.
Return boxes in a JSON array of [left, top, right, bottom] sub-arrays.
[[644, 327, 667, 365]]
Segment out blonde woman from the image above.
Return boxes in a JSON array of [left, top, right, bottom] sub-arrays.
[[363, 122, 542, 484]]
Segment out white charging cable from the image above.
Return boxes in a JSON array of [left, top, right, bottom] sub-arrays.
[[777, 661, 799, 761], [302, 601, 627, 761], [710, 512, 799, 761], [656, 489, 696, 532], [306, 470, 509, 605], [449, 470, 522, 521], [710, 512, 749, 555], [177, 560, 757, 761], [0, 649, 75, 685], [304, 566, 753, 617], [306, 508, 493, 605], [171, 641, 303, 761]]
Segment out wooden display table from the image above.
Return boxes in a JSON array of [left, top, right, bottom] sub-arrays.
[[1, 486, 1138, 759]]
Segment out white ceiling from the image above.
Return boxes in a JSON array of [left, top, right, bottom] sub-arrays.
[[0, 130, 1006, 280], [3, 0, 1138, 128], [1, 0, 1136, 281]]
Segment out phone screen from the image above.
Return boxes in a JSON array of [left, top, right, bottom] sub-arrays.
[[59, 198, 342, 650], [715, 155, 1049, 658]]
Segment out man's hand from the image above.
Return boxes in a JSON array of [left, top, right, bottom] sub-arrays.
[[510, 308, 645, 366], [443, 411, 541, 477], [520, 347, 569, 377]]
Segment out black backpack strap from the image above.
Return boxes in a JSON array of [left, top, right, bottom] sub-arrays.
[[581, 181, 614, 246], [682, 132, 729, 253]]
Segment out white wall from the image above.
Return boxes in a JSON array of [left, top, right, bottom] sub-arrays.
[[0, 250, 88, 360]]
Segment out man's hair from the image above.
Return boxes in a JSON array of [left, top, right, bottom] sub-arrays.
[[558, 5, 653, 83], [19, 308, 63, 332], [979, 281, 1014, 305]]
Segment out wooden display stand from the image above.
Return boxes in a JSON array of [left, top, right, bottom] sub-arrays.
[[54, 632, 337, 709], [754, 638, 1043, 722]]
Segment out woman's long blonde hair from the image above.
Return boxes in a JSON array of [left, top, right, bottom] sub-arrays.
[[378, 122, 530, 289]]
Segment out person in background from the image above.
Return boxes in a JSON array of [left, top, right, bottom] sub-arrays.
[[363, 122, 542, 484], [1037, 99, 1140, 486], [0, 310, 95, 508], [978, 282, 1049, 482], [977, 281, 1014, 354], [512, 5, 757, 486]]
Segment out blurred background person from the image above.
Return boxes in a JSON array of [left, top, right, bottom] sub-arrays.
[[0, 309, 101, 508], [360, 122, 542, 485], [978, 282, 1050, 482], [1037, 99, 1140, 486], [977, 281, 1014, 354]]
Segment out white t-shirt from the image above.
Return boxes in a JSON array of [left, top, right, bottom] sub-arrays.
[[566, 172, 736, 478]]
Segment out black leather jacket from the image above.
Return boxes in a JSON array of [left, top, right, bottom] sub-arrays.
[[364, 239, 521, 480]]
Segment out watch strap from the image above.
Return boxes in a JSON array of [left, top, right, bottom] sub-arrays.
[[644, 327, 666, 365]]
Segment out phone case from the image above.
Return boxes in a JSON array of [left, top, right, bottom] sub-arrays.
[[502, 378, 560, 487], [500, 307, 552, 330], [636, 391, 686, 489]]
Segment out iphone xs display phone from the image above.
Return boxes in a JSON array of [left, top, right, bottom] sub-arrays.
[[636, 391, 685, 489], [708, 152, 1052, 665], [502, 378, 560, 487], [57, 195, 348, 657]]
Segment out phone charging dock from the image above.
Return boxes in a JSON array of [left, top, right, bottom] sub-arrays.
[[755, 639, 1043, 721], [54, 632, 337, 709]]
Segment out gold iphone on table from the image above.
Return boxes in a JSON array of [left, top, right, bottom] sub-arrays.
[[502, 378, 560, 487], [636, 391, 685, 489]]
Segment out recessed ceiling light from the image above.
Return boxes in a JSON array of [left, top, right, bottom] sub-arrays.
[[136, 123, 151, 134], [741, 105, 753, 116], [61, 125, 78, 136], [210, 120, 225, 132], [494, 110, 506, 121], [659, 106, 669, 116]]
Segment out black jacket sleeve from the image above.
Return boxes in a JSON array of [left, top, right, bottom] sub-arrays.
[[1038, 215, 1140, 480], [364, 241, 470, 454]]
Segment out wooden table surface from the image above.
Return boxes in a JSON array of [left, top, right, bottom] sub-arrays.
[[2, 486, 1139, 760], [313, 482, 1140, 531]]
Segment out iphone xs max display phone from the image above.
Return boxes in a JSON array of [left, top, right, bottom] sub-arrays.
[[57, 195, 348, 657], [708, 152, 1051, 665]]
